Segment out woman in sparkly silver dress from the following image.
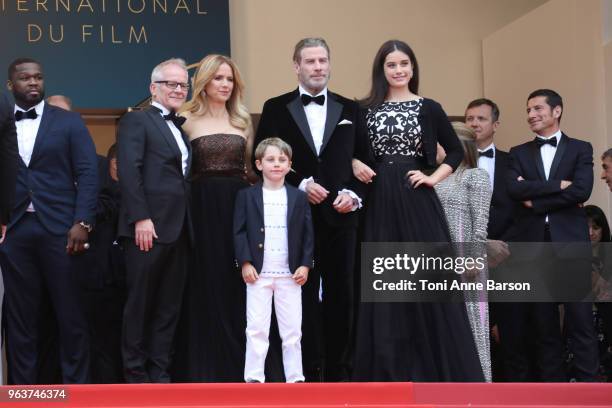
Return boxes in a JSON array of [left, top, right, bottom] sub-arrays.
[[434, 122, 492, 381], [351, 40, 484, 382]]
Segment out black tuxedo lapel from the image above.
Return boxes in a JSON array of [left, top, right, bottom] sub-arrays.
[[530, 140, 547, 180], [287, 93, 317, 156], [29, 104, 54, 166], [321, 93, 342, 154], [147, 108, 184, 173], [286, 185, 297, 224], [549, 134, 567, 180]]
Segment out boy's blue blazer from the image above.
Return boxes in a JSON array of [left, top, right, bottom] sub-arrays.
[[233, 182, 314, 274]]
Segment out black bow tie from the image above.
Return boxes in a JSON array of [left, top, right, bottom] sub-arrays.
[[479, 148, 494, 158], [535, 137, 557, 148], [15, 109, 38, 121], [301, 94, 325, 106], [163, 111, 186, 128]]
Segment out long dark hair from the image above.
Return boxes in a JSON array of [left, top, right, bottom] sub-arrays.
[[585, 205, 611, 243], [361, 40, 420, 109]]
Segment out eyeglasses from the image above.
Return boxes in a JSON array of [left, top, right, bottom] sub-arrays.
[[154, 81, 190, 91]]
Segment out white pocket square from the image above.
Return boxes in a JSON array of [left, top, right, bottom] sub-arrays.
[[338, 119, 353, 126]]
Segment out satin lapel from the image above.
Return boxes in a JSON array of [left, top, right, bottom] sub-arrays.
[[321, 93, 342, 154], [287, 95, 317, 156], [286, 185, 297, 225], [181, 129, 192, 177], [29, 104, 54, 165], [549, 134, 567, 180], [254, 183, 264, 220], [147, 108, 182, 169], [530, 141, 546, 181]]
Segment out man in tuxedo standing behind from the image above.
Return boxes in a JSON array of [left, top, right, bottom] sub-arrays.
[[117, 58, 191, 383], [255, 38, 365, 382], [503, 89, 597, 381], [0, 58, 97, 384]]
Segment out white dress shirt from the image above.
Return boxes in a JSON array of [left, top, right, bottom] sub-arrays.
[[299, 85, 327, 155], [536, 130, 561, 180], [477, 142, 495, 191], [151, 101, 188, 176], [15, 100, 45, 212], [536, 130, 561, 222]]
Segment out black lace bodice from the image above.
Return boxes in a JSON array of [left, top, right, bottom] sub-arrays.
[[366, 99, 424, 159]]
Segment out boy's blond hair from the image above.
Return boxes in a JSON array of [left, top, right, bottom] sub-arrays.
[[254, 137, 293, 161]]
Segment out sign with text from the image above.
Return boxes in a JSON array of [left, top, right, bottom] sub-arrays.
[[0, 0, 229, 108]]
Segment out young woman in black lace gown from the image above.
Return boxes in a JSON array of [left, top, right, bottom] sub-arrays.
[[173, 54, 254, 381], [351, 40, 484, 382]]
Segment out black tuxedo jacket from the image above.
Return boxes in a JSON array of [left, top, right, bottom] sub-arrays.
[[488, 148, 515, 240], [506, 133, 593, 242], [117, 106, 192, 244], [0, 93, 18, 225], [255, 89, 367, 228], [233, 183, 314, 273], [10, 103, 98, 234]]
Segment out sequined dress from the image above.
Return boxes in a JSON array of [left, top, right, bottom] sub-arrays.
[[173, 133, 249, 382], [352, 100, 484, 382], [435, 167, 492, 381]]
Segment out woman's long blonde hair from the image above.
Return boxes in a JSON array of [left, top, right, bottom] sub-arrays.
[[180, 54, 251, 131]]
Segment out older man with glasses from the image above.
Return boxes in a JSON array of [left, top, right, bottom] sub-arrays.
[[117, 58, 193, 383]]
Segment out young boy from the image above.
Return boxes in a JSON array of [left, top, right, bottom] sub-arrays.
[[233, 137, 314, 383]]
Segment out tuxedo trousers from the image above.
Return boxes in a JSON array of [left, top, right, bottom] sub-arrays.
[[305, 214, 356, 381], [0, 213, 90, 384], [122, 228, 188, 383]]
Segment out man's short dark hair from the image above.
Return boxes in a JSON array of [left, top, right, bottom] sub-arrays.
[[8, 57, 41, 80], [466, 98, 500, 122], [293, 38, 330, 63], [602, 148, 612, 161], [527, 89, 563, 122]]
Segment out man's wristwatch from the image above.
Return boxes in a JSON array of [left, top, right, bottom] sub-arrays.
[[78, 221, 92, 233]]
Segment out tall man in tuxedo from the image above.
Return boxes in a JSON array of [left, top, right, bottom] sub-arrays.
[[117, 58, 192, 383], [0, 92, 18, 243], [0, 58, 98, 384], [255, 38, 365, 381], [504, 89, 597, 381]]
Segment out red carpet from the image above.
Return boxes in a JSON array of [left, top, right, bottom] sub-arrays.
[[0, 382, 611, 408]]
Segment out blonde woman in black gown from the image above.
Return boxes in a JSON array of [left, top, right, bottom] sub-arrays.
[[351, 40, 484, 381], [175, 54, 254, 381]]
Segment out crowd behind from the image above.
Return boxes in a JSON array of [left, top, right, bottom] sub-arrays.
[[0, 37, 611, 385]]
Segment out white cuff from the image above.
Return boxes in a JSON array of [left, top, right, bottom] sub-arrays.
[[299, 177, 313, 192], [338, 189, 362, 211]]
